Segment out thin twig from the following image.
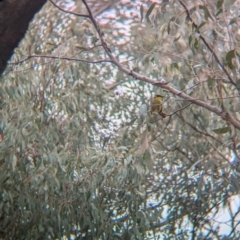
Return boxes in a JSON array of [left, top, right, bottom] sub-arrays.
[[169, 103, 192, 116], [81, 0, 240, 129], [178, 0, 235, 86], [48, 0, 240, 130], [13, 54, 112, 65], [49, 0, 90, 18]]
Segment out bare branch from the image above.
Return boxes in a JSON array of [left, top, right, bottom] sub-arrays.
[[49, 0, 90, 18], [13, 54, 112, 65], [178, 0, 236, 86], [48, 0, 240, 130]]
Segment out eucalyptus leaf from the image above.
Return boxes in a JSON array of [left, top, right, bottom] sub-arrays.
[[212, 126, 230, 134], [225, 49, 235, 69], [145, 3, 156, 21]]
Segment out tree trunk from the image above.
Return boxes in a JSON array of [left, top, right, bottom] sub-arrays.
[[0, 0, 47, 75]]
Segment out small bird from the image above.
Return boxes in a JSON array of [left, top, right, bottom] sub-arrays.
[[150, 95, 167, 118]]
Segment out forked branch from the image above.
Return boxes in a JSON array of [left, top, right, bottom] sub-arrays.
[[49, 0, 240, 130]]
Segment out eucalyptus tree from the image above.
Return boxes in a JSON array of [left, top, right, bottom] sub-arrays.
[[0, 0, 240, 239]]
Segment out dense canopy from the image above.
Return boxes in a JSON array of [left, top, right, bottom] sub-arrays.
[[1, 0, 240, 239]]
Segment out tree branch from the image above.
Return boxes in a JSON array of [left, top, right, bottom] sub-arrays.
[[49, 0, 240, 130], [177, 0, 235, 86], [49, 0, 90, 18], [14, 54, 112, 65]]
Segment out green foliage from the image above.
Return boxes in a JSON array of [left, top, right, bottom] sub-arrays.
[[0, 0, 240, 239], [213, 126, 230, 134]]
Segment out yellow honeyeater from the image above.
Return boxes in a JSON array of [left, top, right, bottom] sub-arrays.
[[150, 95, 167, 118]]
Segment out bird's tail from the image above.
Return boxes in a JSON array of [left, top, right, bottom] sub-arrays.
[[159, 112, 168, 118]]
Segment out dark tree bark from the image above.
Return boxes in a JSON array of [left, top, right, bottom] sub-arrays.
[[0, 0, 47, 75]]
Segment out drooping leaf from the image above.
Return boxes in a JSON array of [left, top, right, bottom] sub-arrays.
[[172, 62, 180, 70], [207, 77, 215, 91], [236, 79, 240, 90], [145, 3, 156, 24], [143, 150, 153, 171], [145, 3, 156, 20], [212, 126, 230, 134], [138, 129, 149, 155], [199, 5, 212, 20], [173, 35, 181, 42], [217, 0, 224, 10], [196, 21, 206, 32], [168, 17, 175, 34], [216, 0, 224, 15], [140, 5, 144, 22], [225, 50, 235, 69]]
